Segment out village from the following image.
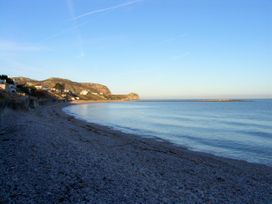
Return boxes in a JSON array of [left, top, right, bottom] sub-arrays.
[[0, 75, 108, 103], [0, 77, 16, 94]]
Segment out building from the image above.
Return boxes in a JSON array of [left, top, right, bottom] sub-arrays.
[[80, 90, 89, 95], [7, 84, 16, 93], [26, 82, 33, 86], [0, 79, 6, 84], [42, 86, 49, 91], [0, 84, 7, 90], [34, 85, 43, 90], [0, 84, 16, 93]]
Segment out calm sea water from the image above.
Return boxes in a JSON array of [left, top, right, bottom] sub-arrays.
[[64, 100, 272, 165]]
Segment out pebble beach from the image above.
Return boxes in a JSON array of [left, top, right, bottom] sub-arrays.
[[0, 102, 272, 203]]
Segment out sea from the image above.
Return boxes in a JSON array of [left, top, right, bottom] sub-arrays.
[[63, 99, 272, 165]]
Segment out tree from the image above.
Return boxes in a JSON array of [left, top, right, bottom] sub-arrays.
[[6, 78, 14, 84], [0, 75, 14, 84], [54, 83, 65, 93], [17, 84, 29, 94], [0, 75, 8, 80]]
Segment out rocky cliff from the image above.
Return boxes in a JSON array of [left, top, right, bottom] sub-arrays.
[[108, 93, 140, 101]]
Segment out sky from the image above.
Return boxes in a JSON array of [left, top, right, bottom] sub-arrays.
[[0, 0, 271, 99]]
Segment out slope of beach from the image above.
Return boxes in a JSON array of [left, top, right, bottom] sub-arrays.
[[0, 103, 272, 203]]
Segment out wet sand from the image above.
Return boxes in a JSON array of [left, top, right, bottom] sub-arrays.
[[0, 102, 271, 203]]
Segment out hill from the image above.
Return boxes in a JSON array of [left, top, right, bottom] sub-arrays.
[[12, 77, 139, 101]]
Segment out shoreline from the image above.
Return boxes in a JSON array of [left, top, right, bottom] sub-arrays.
[[70, 99, 139, 105], [0, 102, 272, 203], [63, 101, 270, 167]]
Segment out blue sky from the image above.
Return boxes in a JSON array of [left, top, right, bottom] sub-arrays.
[[0, 0, 271, 99]]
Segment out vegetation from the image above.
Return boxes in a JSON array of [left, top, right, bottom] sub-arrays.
[[0, 75, 14, 84], [17, 84, 51, 99], [12, 77, 113, 98], [0, 92, 5, 100], [108, 93, 139, 101], [54, 83, 65, 93], [0, 75, 8, 80], [10, 76, 139, 102], [16, 84, 31, 94]]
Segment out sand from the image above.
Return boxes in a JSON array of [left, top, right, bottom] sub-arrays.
[[0, 102, 271, 203]]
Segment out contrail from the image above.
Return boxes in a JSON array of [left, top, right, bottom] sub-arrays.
[[39, 20, 89, 43], [38, 0, 144, 43], [67, 0, 85, 57], [73, 0, 143, 20]]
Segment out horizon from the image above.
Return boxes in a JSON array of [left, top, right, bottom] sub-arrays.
[[7, 75, 272, 100], [1, 0, 271, 99]]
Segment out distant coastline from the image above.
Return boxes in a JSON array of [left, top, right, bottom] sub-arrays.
[[192, 99, 244, 102], [0, 75, 139, 111], [139, 99, 247, 103]]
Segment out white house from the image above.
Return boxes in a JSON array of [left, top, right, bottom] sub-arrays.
[[26, 82, 33, 86], [7, 84, 16, 93], [34, 85, 43, 90], [0, 84, 16, 93], [0, 79, 6, 84], [0, 84, 7, 90], [42, 86, 49, 91], [80, 90, 89, 95]]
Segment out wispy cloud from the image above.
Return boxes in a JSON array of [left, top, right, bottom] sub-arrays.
[[73, 0, 144, 20], [39, 20, 89, 43], [0, 40, 46, 52], [39, 0, 144, 43], [66, 0, 85, 57]]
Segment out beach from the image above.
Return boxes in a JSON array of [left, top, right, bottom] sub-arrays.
[[0, 102, 272, 203]]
